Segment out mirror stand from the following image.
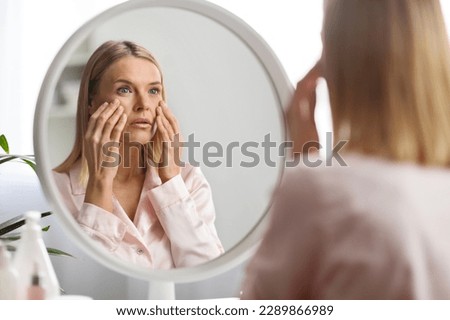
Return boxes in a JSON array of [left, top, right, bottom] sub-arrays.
[[148, 280, 175, 300]]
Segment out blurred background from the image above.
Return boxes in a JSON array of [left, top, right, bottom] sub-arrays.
[[1, 0, 450, 299]]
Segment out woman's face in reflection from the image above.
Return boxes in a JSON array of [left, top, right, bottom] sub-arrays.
[[90, 56, 163, 144]]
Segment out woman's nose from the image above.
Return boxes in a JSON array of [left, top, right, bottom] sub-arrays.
[[133, 93, 154, 112]]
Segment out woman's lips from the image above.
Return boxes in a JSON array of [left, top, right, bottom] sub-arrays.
[[129, 118, 151, 128]]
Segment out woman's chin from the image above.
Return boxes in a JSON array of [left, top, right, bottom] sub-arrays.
[[121, 130, 152, 144]]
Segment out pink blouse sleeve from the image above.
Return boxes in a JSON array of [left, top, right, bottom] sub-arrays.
[[52, 170, 128, 251], [147, 165, 224, 267]]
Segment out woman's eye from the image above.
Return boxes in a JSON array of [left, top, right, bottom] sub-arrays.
[[117, 87, 131, 94], [149, 88, 160, 95]]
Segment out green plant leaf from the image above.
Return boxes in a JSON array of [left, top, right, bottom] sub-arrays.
[[0, 225, 49, 240], [0, 134, 9, 154], [0, 235, 20, 241], [21, 158, 36, 172], [0, 211, 52, 236], [0, 155, 16, 164], [4, 245, 73, 258], [47, 247, 74, 258], [0, 154, 36, 173]]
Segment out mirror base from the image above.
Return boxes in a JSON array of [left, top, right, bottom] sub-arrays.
[[148, 280, 175, 300]]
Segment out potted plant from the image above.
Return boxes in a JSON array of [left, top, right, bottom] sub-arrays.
[[0, 134, 71, 257]]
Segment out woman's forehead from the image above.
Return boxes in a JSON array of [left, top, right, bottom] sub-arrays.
[[102, 56, 162, 84]]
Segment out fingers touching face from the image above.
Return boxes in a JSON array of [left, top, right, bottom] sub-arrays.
[[155, 100, 180, 142]]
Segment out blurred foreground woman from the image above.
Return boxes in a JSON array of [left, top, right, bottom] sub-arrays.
[[242, 0, 450, 299]]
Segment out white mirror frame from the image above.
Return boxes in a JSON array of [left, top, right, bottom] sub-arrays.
[[34, 0, 292, 283]]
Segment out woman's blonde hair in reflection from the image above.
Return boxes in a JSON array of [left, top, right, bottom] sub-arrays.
[[323, 0, 450, 166], [54, 40, 165, 184]]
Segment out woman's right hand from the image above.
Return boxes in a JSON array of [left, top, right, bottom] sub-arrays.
[[84, 99, 127, 211], [286, 62, 322, 156]]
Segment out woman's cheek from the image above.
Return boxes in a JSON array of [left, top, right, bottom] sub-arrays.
[[118, 98, 133, 112], [151, 94, 162, 106]]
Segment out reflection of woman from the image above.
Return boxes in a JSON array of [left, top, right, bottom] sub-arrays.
[[53, 40, 224, 269], [242, 0, 450, 299]]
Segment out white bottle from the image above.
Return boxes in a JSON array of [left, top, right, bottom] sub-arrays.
[[0, 240, 18, 299], [13, 211, 60, 299], [27, 264, 46, 300]]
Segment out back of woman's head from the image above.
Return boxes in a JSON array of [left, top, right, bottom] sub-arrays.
[[323, 0, 450, 166]]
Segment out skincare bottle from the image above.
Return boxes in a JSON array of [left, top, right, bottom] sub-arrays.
[[27, 264, 45, 300], [0, 240, 18, 299], [13, 211, 60, 299]]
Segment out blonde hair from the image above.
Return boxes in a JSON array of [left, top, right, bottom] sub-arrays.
[[323, 0, 450, 166], [54, 40, 165, 182]]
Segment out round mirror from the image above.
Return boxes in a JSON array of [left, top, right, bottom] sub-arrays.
[[34, 0, 291, 282]]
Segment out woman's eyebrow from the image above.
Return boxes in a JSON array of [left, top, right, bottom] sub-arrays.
[[113, 79, 162, 86]]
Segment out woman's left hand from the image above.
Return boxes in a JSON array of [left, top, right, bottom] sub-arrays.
[[155, 101, 183, 183]]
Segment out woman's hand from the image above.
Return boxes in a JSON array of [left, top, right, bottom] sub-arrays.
[[84, 99, 127, 211], [286, 62, 322, 155], [155, 101, 182, 183]]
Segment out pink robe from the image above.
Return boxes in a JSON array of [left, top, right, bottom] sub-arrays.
[[53, 161, 224, 269], [241, 154, 450, 299]]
